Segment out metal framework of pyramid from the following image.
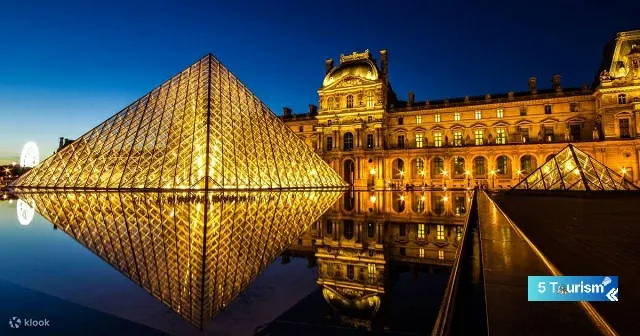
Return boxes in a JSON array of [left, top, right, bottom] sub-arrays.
[[512, 144, 639, 191], [11, 54, 346, 190], [17, 190, 342, 327]]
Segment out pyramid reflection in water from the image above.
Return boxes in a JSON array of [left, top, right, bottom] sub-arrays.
[[16, 190, 342, 328], [12, 54, 345, 190], [512, 144, 639, 191]]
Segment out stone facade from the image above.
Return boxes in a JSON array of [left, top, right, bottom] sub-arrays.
[[282, 31, 640, 189]]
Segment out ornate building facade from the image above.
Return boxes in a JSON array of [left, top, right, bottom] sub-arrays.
[[281, 30, 640, 189]]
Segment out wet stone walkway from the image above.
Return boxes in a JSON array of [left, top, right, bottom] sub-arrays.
[[491, 191, 640, 335], [477, 192, 601, 336]]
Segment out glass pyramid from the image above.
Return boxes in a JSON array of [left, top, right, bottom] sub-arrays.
[[16, 190, 342, 328], [512, 144, 639, 191], [11, 54, 346, 190]]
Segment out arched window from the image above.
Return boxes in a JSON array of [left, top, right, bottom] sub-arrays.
[[431, 157, 444, 178], [474, 157, 486, 175], [618, 94, 627, 105], [520, 155, 537, 174], [496, 156, 509, 175], [414, 158, 425, 177], [343, 132, 354, 151], [346, 95, 354, 108], [453, 156, 465, 175], [393, 159, 405, 179]]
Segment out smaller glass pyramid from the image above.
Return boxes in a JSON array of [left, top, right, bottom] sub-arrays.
[[512, 144, 639, 191]]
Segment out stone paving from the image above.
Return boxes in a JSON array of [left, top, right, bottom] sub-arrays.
[[477, 192, 601, 336], [491, 191, 640, 334]]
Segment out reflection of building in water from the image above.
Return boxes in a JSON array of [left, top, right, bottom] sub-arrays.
[[285, 191, 470, 330], [15, 191, 340, 328], [281, 31, 640, 188]]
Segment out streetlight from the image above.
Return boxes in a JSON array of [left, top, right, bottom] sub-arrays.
[[516, 169, 522, 182], [489, 170, 496, 189], [369, 168, 376, 189], [441, 169, 448, 189], [464, 170, 471, 188], [420, 170, 425, 189]]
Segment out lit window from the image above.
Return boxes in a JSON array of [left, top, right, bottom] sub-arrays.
[[474, 130, 483, 145], [618, 94, 627, 105], [419, 248, 425, 258], [454, 197, 466, 216], [454, 112, 461, 121], [474, 157, 486, 175], [346, 95, 354, 108], [416, 115, 422, 124], [415, 134, 423, 148], [454, 131, 463, 146], [366, 92, 374, 107], [435, 113, 441, 123], [418, 224, 425, 239], [298, 125, 304, 132], [496, 129, 506, 144], [434, 196, 445, 214], [436, 224, 445, 240], [438, 250, 444, 260], [497, 108, 504, 118], [453, 156, 465, 175], [496, 156, 508, 174], [434, 132, 442, 147], [475, 111, 482, 120], [456, 226, 462, 241], [368, 264, 376, 282], [544, 105, 552, 114]]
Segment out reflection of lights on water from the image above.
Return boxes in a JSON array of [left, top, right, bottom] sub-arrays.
[[17, 199, 35, 226]]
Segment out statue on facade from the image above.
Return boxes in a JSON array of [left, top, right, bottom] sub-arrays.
[[465, 134, 471, 145], [485, 93, 491, 101], [464, 96, 470, 103], [444, 135, 449, 146], [565, 128, 571, 141], [599, 70, 611, 81], [508, 91, 514, 100], [537, 128, 543, 142], [487, 133, 493, 144], [528, 77, 537, 94]]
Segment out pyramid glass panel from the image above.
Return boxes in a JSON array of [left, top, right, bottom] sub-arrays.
[[15, 190, 342, 328], [11, 55, 346, 190], [512, 144, 639, 191]]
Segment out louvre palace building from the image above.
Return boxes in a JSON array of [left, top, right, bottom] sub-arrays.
[[280, 30, 640, 190]]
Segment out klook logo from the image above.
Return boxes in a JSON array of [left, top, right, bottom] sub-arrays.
[[7, 317, 50, 329]]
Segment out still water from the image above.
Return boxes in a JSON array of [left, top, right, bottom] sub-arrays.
[[0, 190, 471, 336]]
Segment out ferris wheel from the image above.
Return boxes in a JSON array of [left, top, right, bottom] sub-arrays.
[[20, 141, 40, 168]]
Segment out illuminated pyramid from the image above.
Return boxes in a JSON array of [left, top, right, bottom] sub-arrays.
[[17, 190, 342, 328], [12, 54, 346, 190], [512, 144, 639, 191]]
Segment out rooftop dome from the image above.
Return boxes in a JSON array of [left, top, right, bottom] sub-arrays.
[[322, 59, 379, 87]]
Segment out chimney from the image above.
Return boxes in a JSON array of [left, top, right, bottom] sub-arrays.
[[59, 137, 64, 150], [325, 59, 334, 75], [283, 107, 292, 117], [552, 74, 562, 92], [408, 91, 415, 107], [380, 49, 388, 76], [528, 77, 537, 95], [308, 104, 318, 116]]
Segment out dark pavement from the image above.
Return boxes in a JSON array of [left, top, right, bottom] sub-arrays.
[[477, 192, 602, 336], [491, 191, 640, 334]]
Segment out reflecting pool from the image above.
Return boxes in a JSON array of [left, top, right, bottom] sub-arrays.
[[0, 189, 471, 335]]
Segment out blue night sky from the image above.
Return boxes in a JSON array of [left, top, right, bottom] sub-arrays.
[[0, 0, 638, 164]]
